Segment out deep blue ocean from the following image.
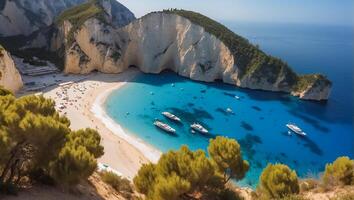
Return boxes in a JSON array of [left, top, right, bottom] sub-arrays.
[[105, 22, 353, 187]]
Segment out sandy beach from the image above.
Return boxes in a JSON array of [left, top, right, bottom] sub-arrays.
[[23, 68, 161, 180]]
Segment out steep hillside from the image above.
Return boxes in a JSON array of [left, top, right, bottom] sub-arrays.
[[3, 0, 330, 100], [2, 0, 135, 70], [0, 0, 87, 37], [160, 10, 332, 100], [59, 8, 330, 100]]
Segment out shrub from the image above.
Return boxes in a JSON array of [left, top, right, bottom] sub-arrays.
[[133, 163, 157, 195], [322, 156, 354, 186], [0, 86, 12, 96], [49, 145, 97, 186], [100, 171, 132, 193], [67, 128, 104, 158], [259, 163, 300, 198], [149, 174, 191, 200], [208, 136, 249, 184]]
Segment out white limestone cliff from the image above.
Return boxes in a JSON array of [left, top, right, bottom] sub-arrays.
[[63, 19, 124, 74], [56, 12, 332, 101], [0, 47, 23, 92], [64, 13, 236, 83]]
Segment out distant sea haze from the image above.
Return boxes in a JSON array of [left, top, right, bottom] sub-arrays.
[[104, 22, 353, 187]]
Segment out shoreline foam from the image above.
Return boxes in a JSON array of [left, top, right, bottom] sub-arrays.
[[91, 85, 162, 163]]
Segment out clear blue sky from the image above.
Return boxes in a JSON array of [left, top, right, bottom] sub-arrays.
[[119, 0, 353, 26]]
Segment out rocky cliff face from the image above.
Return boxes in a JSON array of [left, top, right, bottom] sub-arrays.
[[63, 18, 124, 74], [0, 0, 87, 37], [10, 0, 329, 101], [17, 0, 135, 70], [61, 11, 331, 100], [291, 74, 332, 101], [65, 12, 235, 81], [0, 46, 23, 92]]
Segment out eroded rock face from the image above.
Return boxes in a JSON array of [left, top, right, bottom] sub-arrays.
[[64, 18, 124, 74], [0, 0, 86, 37], [0, 47, 23, 92], [62, 12, 331, 100], [116, 13, 236, 83], [64, 13, 235, 82]]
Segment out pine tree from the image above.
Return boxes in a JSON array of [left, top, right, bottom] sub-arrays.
[[208, 136, 249, 184]]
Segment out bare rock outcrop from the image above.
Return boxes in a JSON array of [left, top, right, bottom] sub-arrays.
[[0, 46, 23, 92]]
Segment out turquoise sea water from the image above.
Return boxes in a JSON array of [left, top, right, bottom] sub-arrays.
[[105, 23, 353, 187]]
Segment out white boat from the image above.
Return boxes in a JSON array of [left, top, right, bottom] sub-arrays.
[[286, 123, 306, 136], [191, 123, 209, 134], [226, 108, 233, 113], [234, 95, 240, 100], [162, 112, 181, 122], [154, 120, 176, 134]]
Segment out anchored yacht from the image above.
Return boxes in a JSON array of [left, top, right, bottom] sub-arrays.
[[162, 112, 181, 122], [154, 120, 176, 134], [286, 123, 306, 136], [191, 123, 209, 134]]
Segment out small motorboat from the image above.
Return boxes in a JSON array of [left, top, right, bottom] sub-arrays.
[[234, 95, 240, 100], [154, 120, 176, 134], [226, 108, 233, 114], [162, 112, 181, 122], [286, 123, 306, 136], [191, 123, 209, 134]]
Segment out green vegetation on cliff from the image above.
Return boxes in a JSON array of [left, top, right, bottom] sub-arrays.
[[293, 74, 332, 93], [55, 0, 106, 46]]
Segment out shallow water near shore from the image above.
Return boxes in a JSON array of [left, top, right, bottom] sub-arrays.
[[104, 23, 353, 187]]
